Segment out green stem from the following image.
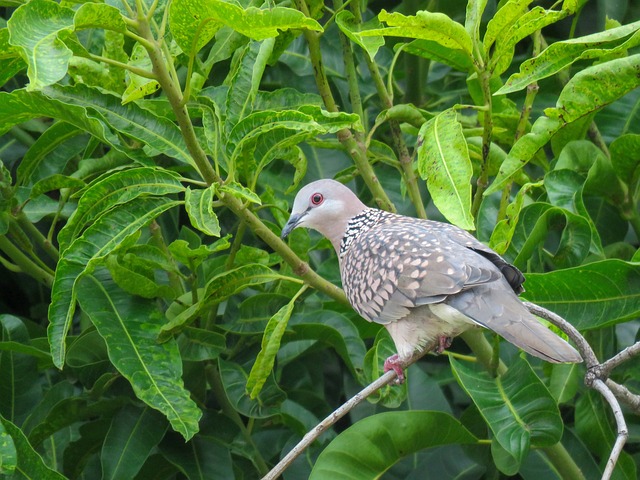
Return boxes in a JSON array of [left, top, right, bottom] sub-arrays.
[[149, 220, 184, 295], [297, 3, 395, 212], [351, 13, 425, 217], [588, 122, 610, 158], [471, 69, 493, 219], [206, 363, 269, 476], [0, 236, 54, 288], [16, 214, 59, 262], [86, 52, 156, 79], [542, 443, 587, 480]]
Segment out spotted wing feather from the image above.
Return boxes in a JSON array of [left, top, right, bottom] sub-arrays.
[[341, 220, 501, 325]]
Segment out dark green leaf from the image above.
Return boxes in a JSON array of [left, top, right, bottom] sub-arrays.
[[451, 357, 563, 472], [77, 272, 202, 440], [521, 260, 640, 330], [310, 411, 478, 479], [184, 185, 221, 237]]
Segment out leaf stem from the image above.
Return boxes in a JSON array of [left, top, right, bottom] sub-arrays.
[[16, 213, 59, 262], [471, 69, 493, 219], [86, 53, 157, 79], [0, 235, 54, 287]]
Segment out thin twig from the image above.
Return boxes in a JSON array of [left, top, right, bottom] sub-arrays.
[[605, 379, 640, 414], [600, 342, 640, 377], [261, 348, 429, 480], [592, 379, 628, 480]]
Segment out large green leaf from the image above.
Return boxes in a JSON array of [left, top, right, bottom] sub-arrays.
[[49, 197, 181, 369], [498, 20, 640, 94], [486, 54, 640, 195], [42, 84, 197, 168], [417, 108, 474, 230], [58, 166, 184, 252], [489, 6, 567, 75], [0, 88, 146, 165], [309, 411, 478, 479], [451, 357, 563, 473], [7, 0, 74, 90], [362, 10, 473, 57], [101, 406, 168, 480], [169, 0, 322, 54], [77, 272, 202, 440], [225, 39, 275, 129], [0, 414, 65, 480], [522, 260, 640, 330]]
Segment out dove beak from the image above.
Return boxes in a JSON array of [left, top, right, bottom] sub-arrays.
[[281, 211, 307, 239]]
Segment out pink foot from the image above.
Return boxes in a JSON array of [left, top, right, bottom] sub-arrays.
[[435, 336, 452, 354], [383, 354, 405, 384]]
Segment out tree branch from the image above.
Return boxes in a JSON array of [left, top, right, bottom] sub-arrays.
[[261, 348, 430, 480]]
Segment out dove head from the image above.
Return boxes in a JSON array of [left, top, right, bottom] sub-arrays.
[[281, 179, 367, 252]]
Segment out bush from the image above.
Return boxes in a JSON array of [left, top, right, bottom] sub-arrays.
[[0, 0, 639, 478]]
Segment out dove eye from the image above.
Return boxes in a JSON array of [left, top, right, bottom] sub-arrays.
[[311, 193, 324, 205]]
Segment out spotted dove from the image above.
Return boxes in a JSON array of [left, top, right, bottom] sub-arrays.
[[281, 179, 582, 381]]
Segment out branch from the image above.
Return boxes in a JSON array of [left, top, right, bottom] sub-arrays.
[[261, 348, 430, 480], [522, 301, 629, 480], [600, 341, 640, 377]]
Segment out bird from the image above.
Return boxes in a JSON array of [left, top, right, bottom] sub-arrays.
[[281, 179, 582, 382]]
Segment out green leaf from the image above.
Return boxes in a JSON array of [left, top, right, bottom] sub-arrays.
[[417, 108, 474, 230], [42, 84, 197, 168], [508, 202, 592, 270], [521, 259, 640, 330], [58, 166, 184, 252], [7, 0, 75, 90], [610, 133, 640, 201], [203, 263, 282, 304], [0, 414, 65, 480], [451, 357, 563, 473], [484, 0, 533, 51], [0, 419, 16, 475], [177, 327, 226, 362], [0, 315, 40, 425], [489, 6, 568, 75], [49, 197, 181, 369], [218, 358, 285, 419], [101, 406, 168, 480], [16, 122, 83, 187], [167, 236, 231, 267], [364, 9, 472, 56], [363, 329, 406, 408], [105, 255, 176, 299], [335, 11, 385, 60], [184, 185, 221, 237], [77, 272, 202, 440], [498, 20, 640, 94], [402, 39, 475, 71], [246, 299, 295, 398], [310, 411, 478, 479], [169, 0, 322, 54], [225, 39, 275, 129], [30, 174, 86, 198], [219, 182, 261, 205], [159, 427, 233, 479], [486, 54, 640, 195], [73, 3, 126, 33], [489, 181, 542, 254], [465, 0, 489, 48]]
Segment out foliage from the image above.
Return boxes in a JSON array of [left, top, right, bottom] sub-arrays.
[[0, 0, 639, 478]]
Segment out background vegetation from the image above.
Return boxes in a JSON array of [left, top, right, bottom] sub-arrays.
[[0, 0, 639, 478]]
